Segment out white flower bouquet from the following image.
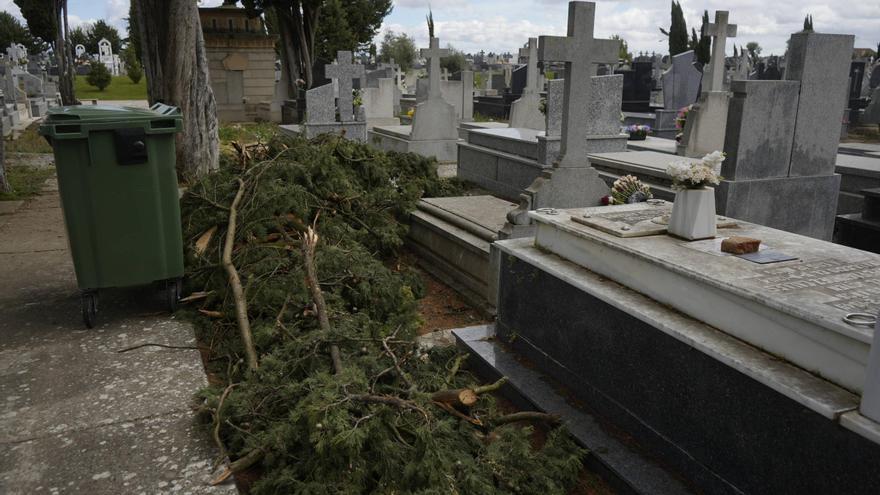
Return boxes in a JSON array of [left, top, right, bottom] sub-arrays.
[[666, 151, 725, 190]]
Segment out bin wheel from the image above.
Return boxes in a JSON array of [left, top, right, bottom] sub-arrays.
[[166, 279, 181, 313], [82, 292, 98, 329]]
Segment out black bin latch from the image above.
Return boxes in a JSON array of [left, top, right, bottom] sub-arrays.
[[113, 127, 149, 165]]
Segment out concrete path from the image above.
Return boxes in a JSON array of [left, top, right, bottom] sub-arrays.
[[0, 171, 234, 494]]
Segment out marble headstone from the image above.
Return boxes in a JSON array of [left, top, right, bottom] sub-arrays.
[[661, 50, 702, 111]]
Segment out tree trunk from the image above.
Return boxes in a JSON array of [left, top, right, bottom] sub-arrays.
[[275, 2, 320, 89], [54, 0, 77, 105], [132, 0, 219, 180], [275, 8, 301, 92]]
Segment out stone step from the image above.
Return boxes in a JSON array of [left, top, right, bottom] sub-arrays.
[[452, 324, 696, 495]]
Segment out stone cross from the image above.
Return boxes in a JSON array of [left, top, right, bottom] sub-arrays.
[[420, 37, 449, 100], [703, 10, 737, 92], [520, 38, 541, 94], [325, 50, 365, 122], [539, 1, 619, 166]]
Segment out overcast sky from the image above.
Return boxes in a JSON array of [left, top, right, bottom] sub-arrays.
[[2, 0, 878, 57]]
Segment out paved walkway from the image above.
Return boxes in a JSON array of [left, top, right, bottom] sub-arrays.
[[0, 169, 234, 494]]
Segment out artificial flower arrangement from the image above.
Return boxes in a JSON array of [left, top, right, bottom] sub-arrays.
[[406, 108, 415, 118], [666, 151, 725, 190], [625, 124, 652, 140], [674, 104, 692, 142], [601, 175, 653, 205]]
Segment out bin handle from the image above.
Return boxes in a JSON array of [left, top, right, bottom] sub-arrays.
[[150, 103, 180, 116]]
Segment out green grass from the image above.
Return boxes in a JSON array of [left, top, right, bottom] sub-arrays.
[[218, 122, 281, 145], [6, 124, 53, 154], [74, 75, 148, 100], [0, 165, 54, 201]]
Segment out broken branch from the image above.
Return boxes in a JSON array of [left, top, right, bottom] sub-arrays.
[[223, 178, 259, 372]]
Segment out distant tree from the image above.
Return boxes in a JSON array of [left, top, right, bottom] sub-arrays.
[[125, 3, 143, 64], [694, 10, 711, 67], [14, 0, 56, 45], [86, 62, 112, 90], [122, 44, 142, 83], [611, 34, 632, 63], [378, 30, 417, 71], [441, 45, 466, 74], [746, 41, 762, 66], [426, 8, 434, 38], [69, 25, 88, 51], [660, 1, 689, 56], [0, 11, 34, 53], [803, 15, 814, 32], [52, 0, 78, 105], [241, 0, 392, 90], [85, 20, 123, 55]]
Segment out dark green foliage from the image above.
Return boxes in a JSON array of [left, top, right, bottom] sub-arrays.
[[379, 30, 417, 71], [662, 1, 689, 57], [85, 62, 112, 91], [182, 136, 584, 493], [426, 9, 435, 39], [122, 44, 143, 84], [803, 15, 814, 32], [441, 45, 467, 74], [13, 0, 55, 45], [695, 10, 711, 66], [0, 11, 34, 54]]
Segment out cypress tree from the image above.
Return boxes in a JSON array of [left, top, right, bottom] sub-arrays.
[[668, 1, 689, 56], [696, 10, 711, 66], [803, 15, 813, 32]]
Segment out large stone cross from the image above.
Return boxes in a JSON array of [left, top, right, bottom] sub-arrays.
[[421, 37, 449, 100], [539, 1, 619, 166], [703, 10, 737, 92], [325, 50, 365, 122], [520, 38, 541, 94]]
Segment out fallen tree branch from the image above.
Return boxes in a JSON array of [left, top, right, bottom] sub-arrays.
[[213, 383, 238, 461], [350, 394, 428, 420], [492, 411, 561, 427], [433, 400, 482, 426], [116, 343, 203, 353], [222, 178, 259, 372], [430, 389, 478, 408], [445, 354, 466, 386], [474, 377, 508, 396], [210, 447, 265, 486], [301, 225, 343, 375]]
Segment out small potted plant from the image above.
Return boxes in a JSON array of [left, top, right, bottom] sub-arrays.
[[666, 151, 724, 240], [625, 124, 651, 141]]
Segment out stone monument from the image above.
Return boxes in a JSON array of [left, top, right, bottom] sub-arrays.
[[508, 38, 545, 130], [682, 10, 737, 157], [717, 31, 855, 240], [505, 1, 620, 228], [368, 36, 461, 162]]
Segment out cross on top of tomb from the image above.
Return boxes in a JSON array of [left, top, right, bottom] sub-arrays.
[[703, 10, 737, 92], [325, 50, 365, 122], [420, 37, 449, 99], [521, 38, 541, 94], [538, 1, 619, 166]]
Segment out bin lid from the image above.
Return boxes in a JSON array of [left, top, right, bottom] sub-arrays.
[[42, 103, 181, 125]]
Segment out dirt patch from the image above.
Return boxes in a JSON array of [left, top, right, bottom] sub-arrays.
[[402, 253, 489, 335]]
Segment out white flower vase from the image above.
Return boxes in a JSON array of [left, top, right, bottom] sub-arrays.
[[668, 187, 717, 240]]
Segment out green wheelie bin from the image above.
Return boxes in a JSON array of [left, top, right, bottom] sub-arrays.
[[39, 104, 185, 328]]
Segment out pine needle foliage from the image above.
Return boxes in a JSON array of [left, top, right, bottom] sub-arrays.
[[181, 135, 585, 494]]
